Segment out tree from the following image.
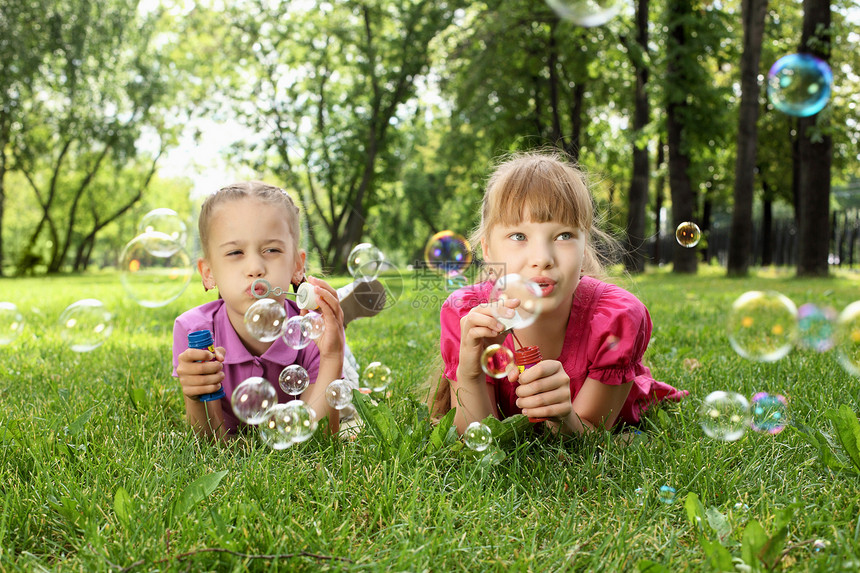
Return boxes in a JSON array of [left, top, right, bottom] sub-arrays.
[[727, 0, 769, 277], [796, 0, 833, 277], [623, 0, 651, 273]]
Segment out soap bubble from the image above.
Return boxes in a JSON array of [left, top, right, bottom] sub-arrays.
[[675, 222, 701, 248], [734, 502, 750, 512], [58, 299, 113, 352], [244, 298, 286, 342], [424, 230, 472, 277], [697, 391, 751, 442], [0, 302, 25, 345], [137, 208, 187, 251], [634, 487, 646, 506], [301, 313, 325, 339], [812, 539, 830, 552], [278, 364, 310, 397], [797, 303, 836, 352], [658, 485, 677, 504], [835, 301, 860, 376], [446, 274, 468, 292], [767, 53, 832, 117], [727, 291, 797, 362], [750, 392, 788, 434], [464, 421, 493, 452], [480, 344, 515, 379], [544, 0, 623, 27], [283, 315, 311, 349], [325, 379, 352, 410], [231, 376, 277, 425], [283, 399, 317, 443], [347, 243, 385, 282], [489, 274, 545, 330], [258, 404, 297, 450], [120, 232, 193, 307], [363, 362, 392, 392]]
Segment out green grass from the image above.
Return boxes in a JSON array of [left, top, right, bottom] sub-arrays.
[[1, 267, 860, 571]]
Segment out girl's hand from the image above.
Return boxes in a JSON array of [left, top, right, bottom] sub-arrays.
[[305, 276, 344, 359], [457, 298, 518, 382], [176, 346, 226, 398], [511, 359, 572, 421]]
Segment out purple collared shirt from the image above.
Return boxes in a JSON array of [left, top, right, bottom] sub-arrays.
[[172, 298, 320, 433]]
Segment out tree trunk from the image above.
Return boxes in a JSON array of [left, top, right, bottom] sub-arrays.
[[761, 188, 773, 266], [727, 0, 768, 277], [665, 0, 697, 273], [653, 140, 665, 264], [624, 0, 650, 274], [796, 0, 832, 277]]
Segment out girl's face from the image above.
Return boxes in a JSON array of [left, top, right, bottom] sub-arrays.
[[481, 212, 586, 318], [198, 197, 304, 337]]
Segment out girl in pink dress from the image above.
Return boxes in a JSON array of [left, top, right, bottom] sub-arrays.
[[432, 152, 687, 434]]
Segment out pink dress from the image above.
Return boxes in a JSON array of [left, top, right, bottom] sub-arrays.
[[439, 275, 688, 424]]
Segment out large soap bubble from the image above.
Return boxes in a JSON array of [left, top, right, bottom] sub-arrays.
[[231, 376, 277, 425], [424, 230, 472, 277], [0, 302, 25, 345], [767, 53, 832, 117], [464, 422, 493, 452], [243, 298, 286, 342], [697, 391, 751, 442], [347, 243, 385, 282], [137, 208, 188, 252], [727, 291, 797, 362], [120, 232, 193, 307], [489, 274, 545, 330], [58, 299, 113, 352]]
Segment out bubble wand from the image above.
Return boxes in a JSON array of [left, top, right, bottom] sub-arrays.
[[252, 278, 318, 310]]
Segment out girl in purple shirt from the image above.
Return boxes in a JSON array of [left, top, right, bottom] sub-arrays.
[[431, 152, 687, 435], [173, 182, 345, 439]]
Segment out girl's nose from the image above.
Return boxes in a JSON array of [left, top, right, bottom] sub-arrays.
[[245, 255, 265, 277], [530, 244, 554, 269]]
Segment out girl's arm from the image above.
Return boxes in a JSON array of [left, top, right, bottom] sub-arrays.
[[176, 346, 228, 440], [558, 378, 633, 435], [298, 276, 344, 435]]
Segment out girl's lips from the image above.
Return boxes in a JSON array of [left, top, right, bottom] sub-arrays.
[[540, 283, 555, 297], [530, 277, 556, 297]]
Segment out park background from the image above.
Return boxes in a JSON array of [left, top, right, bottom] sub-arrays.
[[2, 0, 860, 571]]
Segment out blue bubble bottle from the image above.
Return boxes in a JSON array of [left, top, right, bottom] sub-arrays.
[[188, 329, 225, 401]]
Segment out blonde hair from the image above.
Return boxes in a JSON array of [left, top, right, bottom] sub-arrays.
[[471, 151, 611, 279], [198, 181, 302, 258]]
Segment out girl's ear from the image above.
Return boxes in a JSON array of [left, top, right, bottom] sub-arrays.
[[291, 250, 307, 285], [198, 258, 216, 291], [480, 236, 491, 262]]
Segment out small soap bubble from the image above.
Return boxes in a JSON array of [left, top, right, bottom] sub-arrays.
[[0, 302, 25, 345], [326, 379, 352, 410], [120, 232, 193, 307], [634, 487, 646, 506], [424, 230, 472, 277], [283, 399, 317, 443], [278, 364, 310, 397], [137, 208, 187, 252], [544, 0, 623, 27], [489, 273, 545, 330], [812, 539, 829, 552], [734, 502, 750, 512], [675, 221, 701, 248], [750, 392, 788, 434], [283, 315, 311, 349], [658, 485, 677, 504], [834, 301, 860, 376], [243, 298, 286, 342], [480, 344, 515, 379], [697, 391, 751, 442], [767, 53, 832, 117], [464, 421, 493, 452], [347, 243, 385, 282], [58, 299, 113, 352], [231, 376, 277, 425], [258, 404, 297, 450], [727, 291, 798, 362], [797, 303, 836, 352], [300, 313, 325, 340], [363, 361, 392, 392]]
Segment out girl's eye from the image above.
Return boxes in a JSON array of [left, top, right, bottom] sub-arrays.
[[556, 232, 573, 241], [265, 248, 282, 254], [226, 250, 242, 256], [509, 233, 526, 242]]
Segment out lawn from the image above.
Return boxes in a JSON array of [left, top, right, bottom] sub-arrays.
[[1, 267, 859, 571]]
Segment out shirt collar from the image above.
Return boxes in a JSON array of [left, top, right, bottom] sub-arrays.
[[213, 299, 301, 366]]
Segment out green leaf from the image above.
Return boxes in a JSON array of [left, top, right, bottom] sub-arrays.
[[481, 414, 531, 445], [170, 470, 228, 523], [429, 408, 456, 451], [706, 506, 732, 543], [352, 390, 400, 448], [826, 405, 860, 473], [790, 424, 852, 473], [741, 519, 768, 569], [113, 487, 132, 528], [635, 559, 671, 573], [684, 492, 706, 531], [700, 537, 734, 571], [66, 408, 94, 436]]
